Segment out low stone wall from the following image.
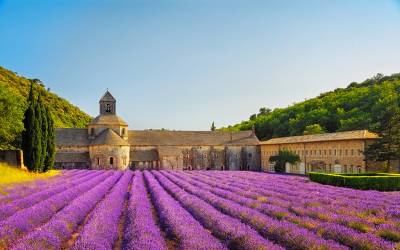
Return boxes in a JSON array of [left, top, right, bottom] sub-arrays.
[[0, 150, 24, 168]]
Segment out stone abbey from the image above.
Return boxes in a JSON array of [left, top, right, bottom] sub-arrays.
[[55, 91, 261, 170], [53, 91, 398, 173]]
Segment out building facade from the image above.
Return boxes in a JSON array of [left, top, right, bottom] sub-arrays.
[[260, 130, 390, 174], [55, 91, 261, 171]]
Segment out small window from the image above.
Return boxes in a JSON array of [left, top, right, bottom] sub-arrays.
[[122, 128, 125, 135], [110, 157, 114, 165], [329, 149, 332, 155], [91, 128, 95, 135], [106, 104, 111, 112], [351, 149, 354, 155], [97, 158, 100, 165]]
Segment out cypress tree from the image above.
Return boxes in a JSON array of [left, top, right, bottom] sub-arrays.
[[22, 82, 36, 171], [32, 95, 43, 172], [44, 107, 55, 172], [38, 95, 48, 172]]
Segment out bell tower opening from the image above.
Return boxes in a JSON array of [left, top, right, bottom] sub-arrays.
[[99, 90, 116, 115]]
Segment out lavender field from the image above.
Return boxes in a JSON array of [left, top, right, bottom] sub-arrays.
[[0, 170, 399, 250]]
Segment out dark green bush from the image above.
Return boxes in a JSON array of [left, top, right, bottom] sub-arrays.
[[308, 172, 400, 191]]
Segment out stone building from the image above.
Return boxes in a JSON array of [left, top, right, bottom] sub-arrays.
[[259, 130, 392, 174], [55, 91, 261, 171]]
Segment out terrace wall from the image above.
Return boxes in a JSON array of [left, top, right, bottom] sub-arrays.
[[0, 150, 23, 168]]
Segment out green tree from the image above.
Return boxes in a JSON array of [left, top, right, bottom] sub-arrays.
[[210, 121, 216, 131], [303, 124, 325, 135], [38, 95, 48, 172], [258, 107, 271, 116], [364, 104, 400, 172], [269, 150, 300, 173], [0, 83, 24, 149], [249, 114, 257, 121], [44, 107, 55, 172], [32, 94, 43, 172], [22, 82, 36, 171]]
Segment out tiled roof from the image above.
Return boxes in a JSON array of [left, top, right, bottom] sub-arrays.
[[128, 130, 259, 146], [56, 129, 259, 147], [100, 90, 116, 102], [89, 114, 128, 126], [130, 149, 159, 161], [260, 130, 378, 145], [91, 128, 130, 146], [56, 128, 90, 146]]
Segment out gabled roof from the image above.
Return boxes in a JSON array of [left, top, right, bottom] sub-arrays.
[[91, 128, 130, 146], [100, 90, 116, 102], [56, 129, 260, 147], [128, 130, 259, 146], [260, 130, 378, 145], [89, 114, 128, 126], [56, 128, 90, 146]]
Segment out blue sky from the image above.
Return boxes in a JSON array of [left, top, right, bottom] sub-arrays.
[[1, 0, 400, 130]]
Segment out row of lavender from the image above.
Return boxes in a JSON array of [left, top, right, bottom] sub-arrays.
[[0, 169, 399, 249]]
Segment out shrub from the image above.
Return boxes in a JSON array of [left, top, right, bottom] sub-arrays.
[[308, 172, 400, 191]]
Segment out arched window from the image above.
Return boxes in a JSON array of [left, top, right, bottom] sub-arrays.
[[110, 157, 114, 165]]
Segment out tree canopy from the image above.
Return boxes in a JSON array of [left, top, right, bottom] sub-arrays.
[[0, 66, 91, 149], [220, 73, 400, 140]]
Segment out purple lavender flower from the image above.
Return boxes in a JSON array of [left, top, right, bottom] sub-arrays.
[[123, 171, 167, 250]]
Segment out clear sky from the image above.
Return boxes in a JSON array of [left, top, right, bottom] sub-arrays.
[[1, 0, 400, 130]]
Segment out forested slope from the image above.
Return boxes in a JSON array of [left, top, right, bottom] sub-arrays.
[[0, 66, 91, 149], [222, 73, 400, 140]]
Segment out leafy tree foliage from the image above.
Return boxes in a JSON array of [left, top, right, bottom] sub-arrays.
[[0, 83, 24, 149], [21, 82, 57, 172], [303, 124, 325, 135], [44, 107, 55, 172], [269, 150, 300, 173], [364, 98, 400, 172], [22, 83, 36, 171], [0, 66, 91, 149], [220, 73, 400, 140]]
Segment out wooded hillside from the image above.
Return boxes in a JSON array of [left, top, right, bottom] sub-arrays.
[[0, 66, 91, 149], [221, 73, 400, 140]]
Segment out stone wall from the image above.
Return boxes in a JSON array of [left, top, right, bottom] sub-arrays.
[[128, 145, 261, 171], [0, 150, 23, 168], [260, 139, 396, 174], [89, 145, 130, 170]]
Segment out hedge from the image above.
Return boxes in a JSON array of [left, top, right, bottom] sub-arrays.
[[308, 172, 400, 191]]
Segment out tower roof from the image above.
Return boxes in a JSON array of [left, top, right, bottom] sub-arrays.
[[100, 90, 116, 102], [89, 114, 128, 126], [91, 128, 130, 146]]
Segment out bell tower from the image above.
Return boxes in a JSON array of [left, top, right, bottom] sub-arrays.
[[100, 90, 116, 115]]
